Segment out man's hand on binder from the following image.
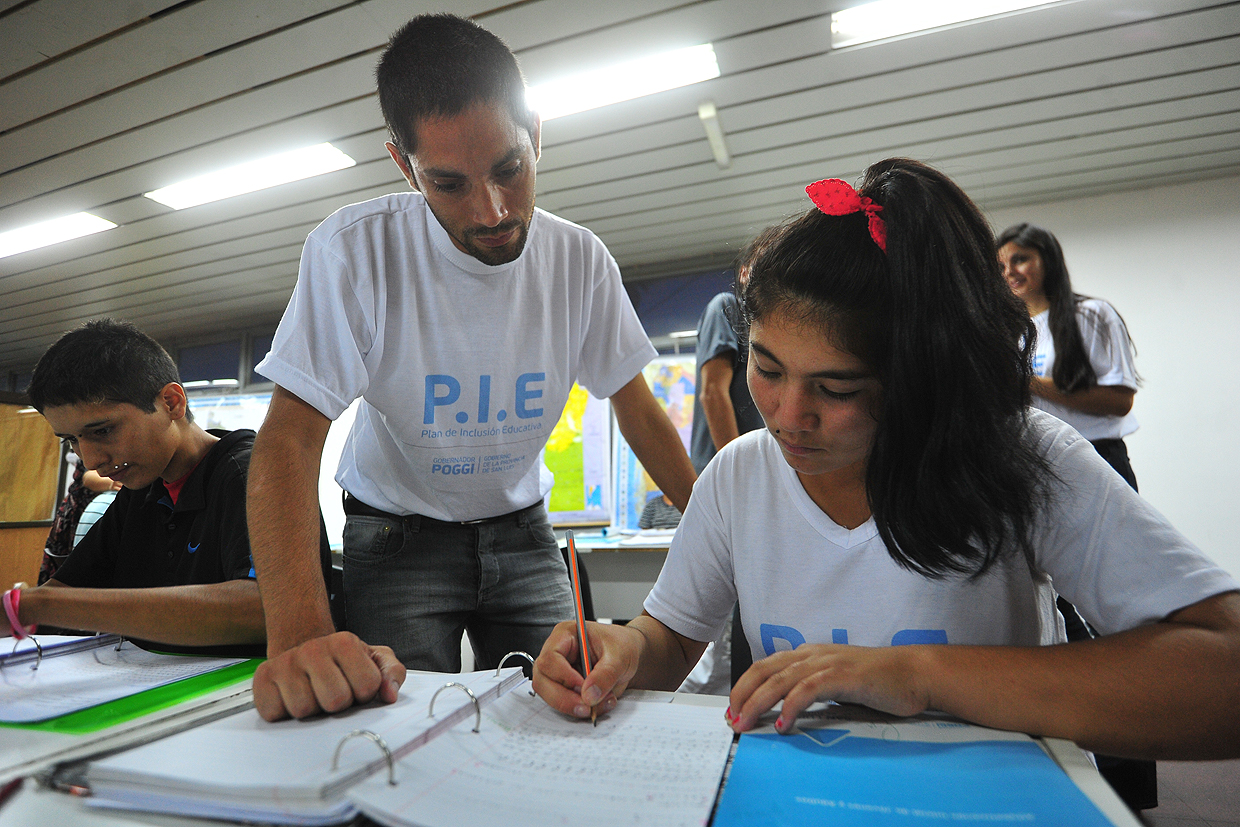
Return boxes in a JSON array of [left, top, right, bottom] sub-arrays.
[[253, 631, 406, 721]]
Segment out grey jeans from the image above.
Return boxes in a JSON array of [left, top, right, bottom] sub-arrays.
[[341, 502, 574, 672]]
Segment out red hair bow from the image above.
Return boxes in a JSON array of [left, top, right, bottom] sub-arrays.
[[805, 178, 887, 252]]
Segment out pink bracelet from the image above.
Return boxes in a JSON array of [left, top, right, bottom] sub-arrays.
[[3, 586, 36, 640]]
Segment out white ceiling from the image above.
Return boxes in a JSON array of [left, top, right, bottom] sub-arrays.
[[2, 0, 1238, 376]]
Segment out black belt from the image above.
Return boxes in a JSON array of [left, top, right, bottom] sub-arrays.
[[342, 493, 539, 527]]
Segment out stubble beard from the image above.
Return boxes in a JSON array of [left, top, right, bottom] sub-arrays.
[[461, 218, 531, 266]]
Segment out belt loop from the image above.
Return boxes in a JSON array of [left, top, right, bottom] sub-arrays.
[[405, 513, 421, 532]]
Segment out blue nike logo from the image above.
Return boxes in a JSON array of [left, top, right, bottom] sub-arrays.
[[187, 542, 200, 553]]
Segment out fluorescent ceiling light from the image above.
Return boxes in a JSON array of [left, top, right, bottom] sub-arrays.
[[0, 212, 117, 259], [832, 0, 1060, 48], [144, 142, 356, 210], [528, 43, 720, 121], [668, 330, 698, 339], [183, 379, 239, 389], [697, 100, 732, 168]]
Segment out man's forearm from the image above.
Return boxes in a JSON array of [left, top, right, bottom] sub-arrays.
[[702, 391, 740, 452], [699, 357, 741, 453], [247, 392, 335, 655]]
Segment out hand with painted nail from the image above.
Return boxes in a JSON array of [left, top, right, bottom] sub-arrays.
[[726, 644, 929, 734]]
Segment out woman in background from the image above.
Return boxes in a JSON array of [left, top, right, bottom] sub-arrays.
[[997, 223, 1151, 807], [996, 223, 1139, 489]]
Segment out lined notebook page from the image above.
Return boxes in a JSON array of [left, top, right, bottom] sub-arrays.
[[350, 687, 734, 827]]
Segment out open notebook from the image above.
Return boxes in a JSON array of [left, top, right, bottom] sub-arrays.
[[69, 669, 735, 827], [76, 667, 524, 826]]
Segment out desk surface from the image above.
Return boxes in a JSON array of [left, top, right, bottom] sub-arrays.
[[567, 529, 674, 552], [0, 682, 1142, 827]]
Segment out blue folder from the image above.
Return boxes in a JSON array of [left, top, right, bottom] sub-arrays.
[[713, 723, 1114, 826]]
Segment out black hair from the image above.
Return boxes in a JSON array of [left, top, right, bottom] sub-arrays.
[[28, 318, 188, 421], [741, 158, 1050, 578], [995, 222, 1137, 394], [376, 13, 534, 159]]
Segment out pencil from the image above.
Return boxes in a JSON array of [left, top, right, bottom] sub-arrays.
[[565, 530, 596, 725]]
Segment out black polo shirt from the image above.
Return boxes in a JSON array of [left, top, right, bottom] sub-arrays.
[[55, 428, 330, 657]]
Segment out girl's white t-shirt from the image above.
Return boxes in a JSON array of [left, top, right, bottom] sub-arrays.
[[646, 411, 1236, 662], [1031, 300, 1138, 441]]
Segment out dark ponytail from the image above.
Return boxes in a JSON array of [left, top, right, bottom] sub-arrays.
[[744, 158, 1050, 577]]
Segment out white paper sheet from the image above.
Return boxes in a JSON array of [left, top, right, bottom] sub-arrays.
[[0, 638, 242, 723]]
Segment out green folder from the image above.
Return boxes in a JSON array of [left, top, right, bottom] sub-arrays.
[[1, 658, 260, 735]]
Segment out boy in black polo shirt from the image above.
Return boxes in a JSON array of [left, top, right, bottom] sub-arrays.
[[6, 319, 324, 656]]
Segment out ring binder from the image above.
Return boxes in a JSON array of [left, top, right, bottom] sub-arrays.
[[495, 651, 534, 674], [495, 651, 536, 695], [428, 682, 481, 732], [4, 635, 42, 670], [0, 633, 126, 677], [332, 729, 397, 786]]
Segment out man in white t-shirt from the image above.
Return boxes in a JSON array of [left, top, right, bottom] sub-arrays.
[[246, 13, 696, 721]]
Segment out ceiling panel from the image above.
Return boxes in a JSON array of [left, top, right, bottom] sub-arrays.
[[0, 0, 183, 79], [2, 0, 1238, 376]]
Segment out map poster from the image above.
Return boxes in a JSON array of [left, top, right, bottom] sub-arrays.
[[545, 384, 611, 526], [612, 355, 694, 531]]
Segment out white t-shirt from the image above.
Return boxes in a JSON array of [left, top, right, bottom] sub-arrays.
[[258, 193, 655, 521], [1031, 299, 1138, 441], [646, 411, 1236, 662]]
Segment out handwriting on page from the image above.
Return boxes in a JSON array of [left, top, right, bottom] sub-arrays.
[[349, 693, 735, 827]]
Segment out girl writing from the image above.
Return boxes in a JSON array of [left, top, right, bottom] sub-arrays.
[[533, 158, 1240, 759]]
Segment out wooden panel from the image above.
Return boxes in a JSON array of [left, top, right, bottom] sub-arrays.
[[0, 526, 49, 589], [0, 403, 59, 523]]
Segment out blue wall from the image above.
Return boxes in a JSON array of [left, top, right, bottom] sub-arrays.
[[624, 268, 735, 340]]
